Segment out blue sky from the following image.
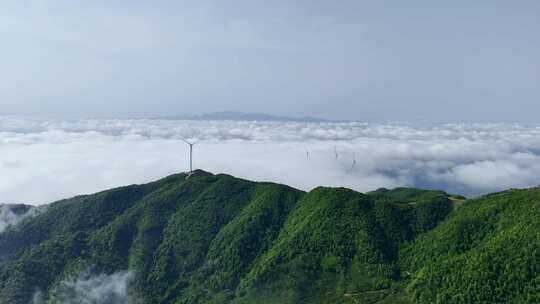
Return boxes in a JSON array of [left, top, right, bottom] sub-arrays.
[[1, 1, 539, 121]]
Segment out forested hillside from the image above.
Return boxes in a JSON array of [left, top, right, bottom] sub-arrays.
[[402, 187, 540, 303], [0, 171, 538, 303]]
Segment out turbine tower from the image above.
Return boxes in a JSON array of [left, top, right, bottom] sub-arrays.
[[181, 138, 197, 174]]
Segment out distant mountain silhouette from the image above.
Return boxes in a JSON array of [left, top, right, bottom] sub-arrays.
[[159, 111, 343, 123]]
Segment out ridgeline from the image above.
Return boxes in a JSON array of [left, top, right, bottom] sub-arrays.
[[1, 170, 539, 303]]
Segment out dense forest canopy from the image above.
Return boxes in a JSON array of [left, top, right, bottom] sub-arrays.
[[0, 171, 539, 303]]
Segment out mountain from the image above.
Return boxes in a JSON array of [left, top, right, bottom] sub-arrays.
[[402, 187, 540, 303], [0, 171, 538, 303], [158, 112, 341, 123]]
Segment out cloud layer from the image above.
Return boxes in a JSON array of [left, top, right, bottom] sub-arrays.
[[2, 116, 540, 204]]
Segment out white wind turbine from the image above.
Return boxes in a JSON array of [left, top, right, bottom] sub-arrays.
[[181, 138, 198, 174]]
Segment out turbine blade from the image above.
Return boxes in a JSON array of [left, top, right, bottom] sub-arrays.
[[180, 138, 193, 145]]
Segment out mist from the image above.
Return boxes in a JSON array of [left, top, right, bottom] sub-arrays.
[[0, 204, 43, 233], [33, 270, 138, 304]]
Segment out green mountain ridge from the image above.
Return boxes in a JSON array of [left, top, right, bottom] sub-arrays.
[[0, 171, 539, 303]]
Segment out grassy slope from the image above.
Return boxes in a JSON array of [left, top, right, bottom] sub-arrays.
[[1, 171, 504, 304]]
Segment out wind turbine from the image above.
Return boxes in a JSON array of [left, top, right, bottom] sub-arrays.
[[181, 138, 197, 174], [351, 152, 357, 168], [334, 146, 339, 160]]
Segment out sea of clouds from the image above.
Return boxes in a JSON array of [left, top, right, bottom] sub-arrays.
[[2, 116, 540, 205]]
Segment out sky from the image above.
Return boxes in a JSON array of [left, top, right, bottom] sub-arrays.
[[1, 0, 539, 122], [2, 2, 540, 205]]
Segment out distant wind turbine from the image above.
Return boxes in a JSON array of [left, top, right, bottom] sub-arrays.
[[181, 138, 197, 174], [351, 152, 357, 168], [334, 146, 339, 160], [306, 149, 310, 160]]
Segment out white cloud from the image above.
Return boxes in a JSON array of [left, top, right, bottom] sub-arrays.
[[2, 116, 540, 205], [35, 270, 138, 304], [0, 204, 43, 233]]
